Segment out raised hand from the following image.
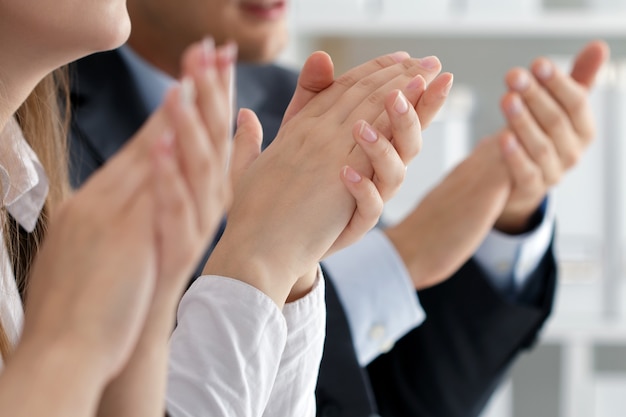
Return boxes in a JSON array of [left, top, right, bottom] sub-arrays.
[[95, 39, 237, 417], [496, 40, 610, 233], [204, 52, 444, 306]]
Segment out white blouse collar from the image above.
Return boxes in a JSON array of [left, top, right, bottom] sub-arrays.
[[0, 117, 49, 232]]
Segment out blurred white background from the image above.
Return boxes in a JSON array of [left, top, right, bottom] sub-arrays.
[[282, 0, 626, 416]]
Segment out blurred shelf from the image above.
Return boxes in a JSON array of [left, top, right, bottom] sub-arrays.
[[292, 12, 626, 38]]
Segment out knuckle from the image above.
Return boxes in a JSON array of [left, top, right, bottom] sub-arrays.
[[335, 73, 358, 88], [533, 141, 551, 162], [562, 148, 581, 169]]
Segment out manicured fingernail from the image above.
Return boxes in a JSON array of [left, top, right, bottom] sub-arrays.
[[218, 42, 238, 64], [202, 37, 215, 65], [343, 166, 362, 183], [507, 95, 523, 116], [236, 108, 245, 128], [442, 75, 454, 96], [394, 91, 409, 114], [389, 51, 410, 63], [181, 77, 196, 107], [419, 56, 439, 70], [359, 121, 378, 143], [406, 75, 425, 92], [512, 72, 530, 91], [534, 60, 553, 80]]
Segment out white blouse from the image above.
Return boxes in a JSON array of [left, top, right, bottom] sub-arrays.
[[0, 117, 48, 368], [167, 272, 326, 417]]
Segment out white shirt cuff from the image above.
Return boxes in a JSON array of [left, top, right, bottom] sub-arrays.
[[167, 275, 287, 417], [474, 197, 555, 295], [323, 228, 426, 366], [263, 269, 326, 417]]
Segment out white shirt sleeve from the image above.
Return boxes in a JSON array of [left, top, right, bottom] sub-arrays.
[[474, 198, 556, 295], [322, 228, 425, 367], [262, 269, 326, 417], [166, 275, 288, 417]]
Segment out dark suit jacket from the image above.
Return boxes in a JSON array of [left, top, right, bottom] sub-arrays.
[[69, 49, 557, 417]]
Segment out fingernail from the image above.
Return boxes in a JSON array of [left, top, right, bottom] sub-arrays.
[[534, 60, 553, 81], [218, 42, 238, 64], [343, 166, 362, 183], [507, 95, 523, 116], [442, 75, 454, 97], [202, 36, 215, 65], [359, 121, 378, 143], [236, 108, 245, 128], [419, 56, 439, 70], [394, 91, 409, 114], [405, 75, 425, 92], [389, 51, 410, 63], [512, 72, 530, 91], [181, 77, 196, 107]]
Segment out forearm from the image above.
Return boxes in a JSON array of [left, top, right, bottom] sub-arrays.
[[0, 336, 109, 417], [385, 138, 513, 289], [96, 294, 178, 417]]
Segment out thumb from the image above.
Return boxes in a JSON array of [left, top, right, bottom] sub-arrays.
[[230, 108, 263, 188], [281, 51, 335, 127], [570, 40, 610, 89]]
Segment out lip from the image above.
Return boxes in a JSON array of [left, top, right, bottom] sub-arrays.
[[239, 1, 287, 20]]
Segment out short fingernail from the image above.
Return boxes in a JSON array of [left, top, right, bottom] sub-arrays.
[[181, 77, 196, 107], [419, 56, 439, 70], [512, 72, 530, 91], [359, 121, 378, 143], [442, 75, 454, 97], [389, 51, 410, 63], [202, 36, 215, 65], [217, 42, 238, 65], [394, 91, 409, 114], [343, 166, 362, 183], [534, 60, 553, 80], [406, 75, 425, 93], [507, 95, 523, 116]]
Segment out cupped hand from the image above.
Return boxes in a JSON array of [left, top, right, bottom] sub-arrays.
[[204, 52, 445, 306], [496, 40, 610, 233]]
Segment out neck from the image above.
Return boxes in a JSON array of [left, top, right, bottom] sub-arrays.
[[0, 46, 56, 133]]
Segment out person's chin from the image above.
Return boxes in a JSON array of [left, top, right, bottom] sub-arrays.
[[99, 17, 132, 52]]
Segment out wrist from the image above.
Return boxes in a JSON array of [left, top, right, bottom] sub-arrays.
[[203, 236, 298, 307], [495, 197, 545, 235], [4, 334, 110, 414], [286, 267, 318, 303]]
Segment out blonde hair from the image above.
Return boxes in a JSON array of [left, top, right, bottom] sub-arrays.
[[0, 67, 71, 359]]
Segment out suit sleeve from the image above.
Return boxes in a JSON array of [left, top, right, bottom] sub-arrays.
[[366, 239, 557, 417]]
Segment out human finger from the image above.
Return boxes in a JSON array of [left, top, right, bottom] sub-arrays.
[[352, 119, 405, 202], [281, 51, 336, 127], [230, 108, 263, 190], [164, 80, 215, 232], [310, 54, 441, 122], [339, 57, 442, 129], [499, 130, 544, 192], [334, 165, 384, 251], [500, 91, 562, 185]]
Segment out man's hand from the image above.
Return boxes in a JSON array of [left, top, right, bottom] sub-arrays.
[[496, 40, 610, 234]]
